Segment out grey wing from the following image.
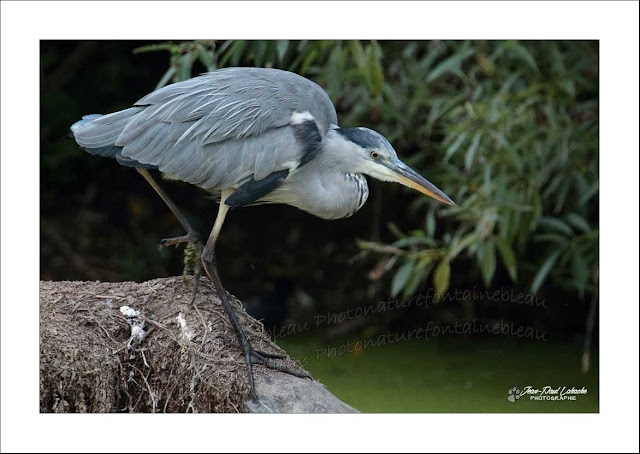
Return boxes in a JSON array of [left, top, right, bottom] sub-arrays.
[[105, 67, 336, 191]]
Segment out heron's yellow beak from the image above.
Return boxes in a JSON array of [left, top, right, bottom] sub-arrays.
[[386, 159, 455, 206]]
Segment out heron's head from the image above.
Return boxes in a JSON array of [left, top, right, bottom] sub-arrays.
[[328, 127, 455, 206]]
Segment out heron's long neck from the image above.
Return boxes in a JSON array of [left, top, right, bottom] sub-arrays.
[[300, 167, 369, 219], [262, 129, 371, 219], [303, 130, 370, 218], [322, 127, 366, 171], [266, 160, 369, 220]]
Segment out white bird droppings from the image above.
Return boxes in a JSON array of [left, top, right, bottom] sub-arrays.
[[120, 305, 146, 348], [176, 312, 196, 342], [120, 306, 140, 318]]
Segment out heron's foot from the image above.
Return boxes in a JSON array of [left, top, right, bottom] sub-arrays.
[[245, 346, 312, 400], [249, 348, 310, 378], [159, 230, 203, 250], [216, 337, 308, 400], [159, 231, 204, 302], [200, 255, 310, 401], [214, 336, 286, 360], [253, 350, 287, 360]]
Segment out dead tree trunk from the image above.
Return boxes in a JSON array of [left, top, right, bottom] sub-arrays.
[[39, 277, 357, 413]]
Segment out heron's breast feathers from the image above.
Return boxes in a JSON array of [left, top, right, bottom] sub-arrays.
[[344, 173, 369, 217]]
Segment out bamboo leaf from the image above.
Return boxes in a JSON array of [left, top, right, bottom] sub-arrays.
[[427, 47, 474, 83], [447, 233, 477, 260], [465, 132, 482, 172], [276, 40, 289, 62], [572, 252, 589, 297], [531, 250, 561, 294], [480, 238, 497, 287], [444, 132, 468, 163], [538, 217, 573, 236], [425, 208, 436, 238], [433, 260, 451, 295], [133, 42, 176, 54], [496, 237, 518, 281], [176, 53, 193, 81], [155, 66, 176, 90], [566, 213, 590, 233], [402, 258, 431, 298], [195, 46, 217, 72], [578, 182, 599, 206], [508, 41, 539, 74], [391, 261, 415, 297]]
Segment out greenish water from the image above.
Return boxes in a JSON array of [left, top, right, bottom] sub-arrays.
[[277, 337, 598, 413]]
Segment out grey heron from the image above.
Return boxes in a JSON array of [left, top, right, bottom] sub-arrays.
[[71, 67, 455, 400]]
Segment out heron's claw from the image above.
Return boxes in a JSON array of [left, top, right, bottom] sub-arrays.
[[158, 231, 203, 302], [214, 338, 287, 361], [159, 230, 202, 249], [252, 349, 288, 360], [249, 348, 311, 379], [245, 348, 311, 400]]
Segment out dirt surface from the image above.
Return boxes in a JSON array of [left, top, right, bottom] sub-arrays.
[[39, 277, 308, 413]]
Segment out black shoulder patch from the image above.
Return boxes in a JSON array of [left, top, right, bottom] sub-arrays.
[[292, 119, 323, 168], [225, 169, 289, 207]]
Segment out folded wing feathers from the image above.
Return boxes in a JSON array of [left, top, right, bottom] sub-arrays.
[[74, 107, 143, 148], [82, 68, 337, 192]]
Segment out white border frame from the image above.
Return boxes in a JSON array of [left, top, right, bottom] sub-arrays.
[[2, 1, 639, 453]]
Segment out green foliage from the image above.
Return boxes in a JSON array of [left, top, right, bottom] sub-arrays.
[[345, 40, 597, 300], [134, 40, 599, 300], [135, 41, 219, 88]]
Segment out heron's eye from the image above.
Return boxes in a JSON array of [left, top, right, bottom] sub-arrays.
[[370, 151, 380, 159]]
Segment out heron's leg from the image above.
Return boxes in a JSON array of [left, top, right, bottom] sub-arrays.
[[136, 169, 202, 245], [200, 190, 310, 400], [200, 188, 234, 262], [136, 168, 203, 298]]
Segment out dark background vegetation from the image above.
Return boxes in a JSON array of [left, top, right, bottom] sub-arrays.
[[41, 40, 599, 411]]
